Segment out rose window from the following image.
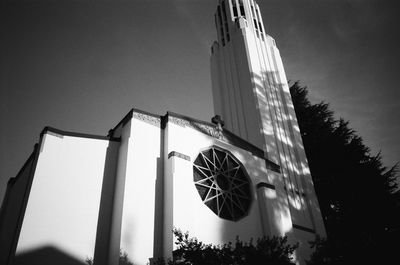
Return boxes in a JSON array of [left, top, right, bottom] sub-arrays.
[[193, 147, 252, 221]]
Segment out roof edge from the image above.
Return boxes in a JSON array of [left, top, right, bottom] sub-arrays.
[[166, 112, 280, 173], [41, 126, 120, 142], [107, 108, 280, 173]]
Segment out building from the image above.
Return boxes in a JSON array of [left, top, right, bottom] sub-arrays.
[[0, 1, 325, 265], [210, 0, 326, 250]]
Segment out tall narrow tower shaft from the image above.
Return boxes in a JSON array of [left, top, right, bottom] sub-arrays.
[[211, 0, 326, 259]]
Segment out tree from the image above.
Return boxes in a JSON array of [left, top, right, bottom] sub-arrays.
[[290, 82, 400, 264], [167, 229, 298, 265]]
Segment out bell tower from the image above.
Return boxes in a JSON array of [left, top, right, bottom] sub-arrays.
[[210, 0, 326, 260]]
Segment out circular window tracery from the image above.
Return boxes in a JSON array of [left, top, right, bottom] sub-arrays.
[[193, 147, 252, 221]]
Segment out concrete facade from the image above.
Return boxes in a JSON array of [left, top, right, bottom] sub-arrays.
[[109, 110, 293, 264], [0, 110, 298, 265]]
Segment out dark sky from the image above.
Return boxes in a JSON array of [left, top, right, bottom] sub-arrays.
[[1, 0, 399, 204]]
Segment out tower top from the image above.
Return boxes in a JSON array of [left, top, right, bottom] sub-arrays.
[[214, 0, 267, 47]]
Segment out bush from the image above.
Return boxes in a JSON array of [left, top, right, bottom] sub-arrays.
[[86, 229, 297, 265], [164, 228, 298, 265]]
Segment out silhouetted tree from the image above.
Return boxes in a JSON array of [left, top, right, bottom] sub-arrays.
[[162, 229, 298, 265], [290, 82, 400, 264]]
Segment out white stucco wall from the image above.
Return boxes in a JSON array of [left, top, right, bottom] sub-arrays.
[[5, 108, 320, 265], [163, 117, 282, 254], [118, 115, 162, 265], [15, 132, 113, 263]]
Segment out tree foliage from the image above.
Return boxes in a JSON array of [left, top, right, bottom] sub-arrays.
[[163, 229, 297, 265], [290, 82, 400, 264]]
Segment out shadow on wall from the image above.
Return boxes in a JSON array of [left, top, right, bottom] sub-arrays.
[[219, 149, 292, 240], [217, 69, 322, 262], [13, 246, 87, 265], [251, 70, 313, 220]]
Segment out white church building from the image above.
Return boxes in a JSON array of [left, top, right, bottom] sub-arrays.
[[0, 1, 325, 265]]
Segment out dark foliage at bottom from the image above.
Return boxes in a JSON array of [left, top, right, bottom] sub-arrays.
[[158, 229, 298, 265]]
